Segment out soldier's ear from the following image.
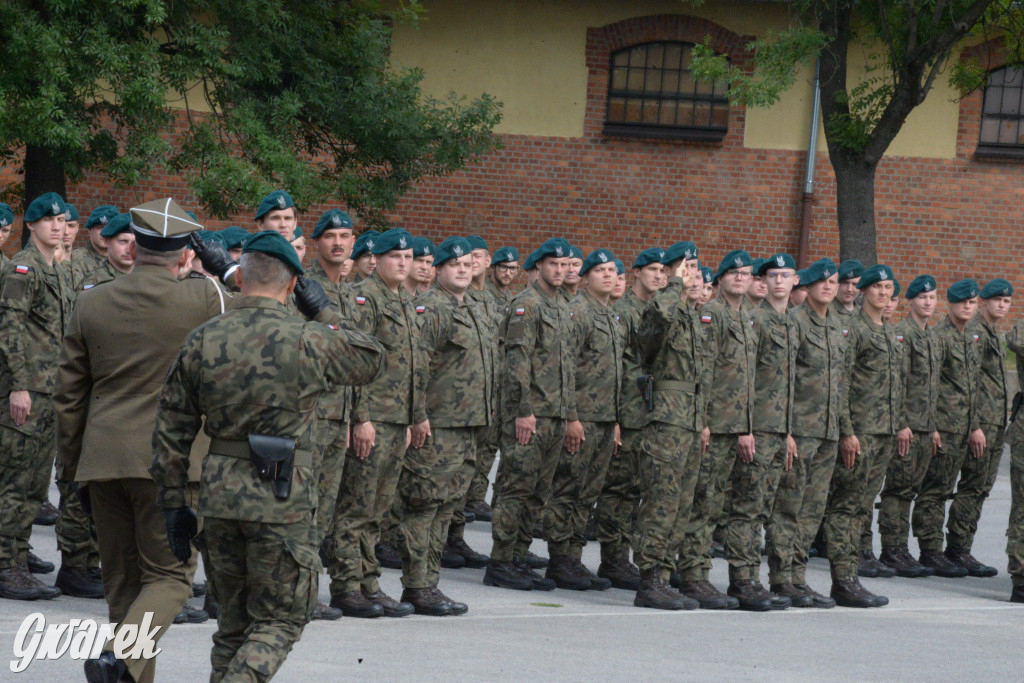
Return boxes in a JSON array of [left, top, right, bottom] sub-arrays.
[[129, 241, 137, 261]]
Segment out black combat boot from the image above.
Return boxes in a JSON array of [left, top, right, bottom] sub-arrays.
[[191, 581, 205, 597], [524, 551, 549, 569], [678, 579, 733, 610], [482, 559, 533, 591], [56, 566, 105, 599], [84, 651, 127, 683], [465, 500, 492, 522], [431, 586, 468, 615], [445, 537, 488, 568], [545, 556, 590, 591], [880, 545, 925, 578], [440, 546, 467, 569], [18, 564, 60, 600], [173, 605, 210, 624], [597, 556, 641, 590], [311, 601, 343, 621], [26, 552, 54, 574], [362, 587, 413, 617], [859, 549, 896, 578], [401, 587, 452, 616], [34, 500, 58, 526], [374, 542, 402, 570], [831, 577, 887, 608], [792, 583, 836, 608], [0, 564, 44, 600], [203, 593, 220, 619], [727, 580, 775, 612], [330, 591, 385, 618], [770, 583, 813, 608], [514, 558, 556, 590], [944, 547, 998, 578], [634, 569, 693, 610], [919, 549, 969, 578]]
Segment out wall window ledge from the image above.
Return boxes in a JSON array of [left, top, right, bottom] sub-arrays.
[[973, 145, 1024, 161]]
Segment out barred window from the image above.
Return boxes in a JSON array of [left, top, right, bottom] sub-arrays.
[[605, 41, 730, 141], [978, 66, 1024, 156]]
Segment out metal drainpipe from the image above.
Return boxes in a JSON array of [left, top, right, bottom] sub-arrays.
[[798, 58, 821, 268]]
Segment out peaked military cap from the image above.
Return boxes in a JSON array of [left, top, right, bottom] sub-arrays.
[[634, 247, 665, 268], [64, 204, 80, 222], [662, 241, 698, 265], [218, 226, 251, 250], [412, 236, 435, 258], [980, 278, 1014, 299], [947, 278, 979, 303], [759, 252, 796, 275], [0, 203, 13, 229], [129, 197, 203, 251], [905, 275, 936, 300], [714, 249, 753, 282], [434, 236, 473, 267], [242, 230, 303, 275], [370, 228, 414, 255], [100, 213, 133, 238], [700, 265, 715, 284], [614, 258, 625, 275], [491, 246, 519, 265], [24, 192, 67, 223], [799, 258, 838, 287], [351, 230, 380, 260], [312, 209, 353, 239], [838, 259, 864, 282], [254, 190, 295, 221], [465, 234, 488, 251], [856, 264, 895, 289], [86, 205, 119, 230], [579, 248, 616, 275]]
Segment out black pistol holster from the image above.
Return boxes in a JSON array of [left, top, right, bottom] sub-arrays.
[[248, 434, 296, 500]]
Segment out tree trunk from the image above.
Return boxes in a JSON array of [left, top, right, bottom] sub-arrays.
[[831, 151, 878, 265], [22, 145, 67, 247]]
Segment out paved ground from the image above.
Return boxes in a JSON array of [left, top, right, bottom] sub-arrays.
[[3, 451, 1022, 681]]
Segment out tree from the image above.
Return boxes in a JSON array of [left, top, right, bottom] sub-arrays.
[[689, 1, 1022, 264], [0, 1, 501, 227]]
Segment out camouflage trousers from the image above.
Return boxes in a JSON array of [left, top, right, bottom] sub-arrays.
[[631, 422, 699, 576], [947, 424, 1004, 552], [396, 426, 481, 588], [314, 419, 348, 548], [544, 421, 616, 559], [1006, 425, 1024, 586], [0, 394, 55, 568], [676, 433, 738, 582], [877, 430, 934, 548], [55, 479, 100, 569], [858, 434, 897, 552], [766, 437, 837, 586], [466, 421, 499, 505], [914, 430, 972, 553], [595, 426, 642, 562], [724, 432, 786, 582], [327, 422, 407, 595], [202, 515, 318, 683], [490, 417, 564, 563]]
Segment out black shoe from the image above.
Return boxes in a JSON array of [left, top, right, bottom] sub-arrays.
[[1011, 585, 1024, 603], [203, 593, 219, 619], [945, 548, 998, 578], [445, 537, 489, 569], [727, 580, 774, 612], [578, 560, 612, 591], [525, 551, 549, 569], [173, 606, 210, 624], [374, 542, 402, 570], [330, 591, 384, 618], [861, 549, 896, 578], [440, 547, 467, 569], [56, 566, 105, 599], [545, 556, 590, 591], [678, 580, 733, 610], [597, 558, 641, 590], [192, 582, 206, 598], [34, 500, 58, 526], [482, 560, 533, 591], [27, 552, 54, 575], [0, 565, 43, 600], [857, 549, 880, 578], [401, 587, 452, 616], [515, 558, 556, 591], [633, 569, 694, 610], [19, 564, 60, 600], [432, 587, 468, 615], [771, 583, 813, 608], [792, 583, 836, 608], [312, 601, 343, 621], [362, 589, 413, 617], [464, 510, 476, 524], [465, 500, 492, 522], [879, 544, 926, 578], [831, 577, 886, 608], [919, 550, 969, 578], [84, 651, 127, 683]]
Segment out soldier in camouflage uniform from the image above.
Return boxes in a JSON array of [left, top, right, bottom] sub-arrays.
[[327, 228, 427, 618], [484, 238, 574, 592], [349, 230, 379, 283], [1004, 306, 1024, 601], [559, 245, 584, 301], [0, 192, 73, 601], [877, 275, 940, 577], [395, 237, 490, 615], [65, 204, 118, 291], [0, 203, 14, 268], [765, 259, 842, 609], [913, 279, 984, 578], [76, 213, 136, 292], [831, 260, 863, 319], [151, 231, 384, 682], [543, 248, 622, 591]]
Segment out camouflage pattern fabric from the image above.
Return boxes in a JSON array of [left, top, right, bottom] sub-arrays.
[[698, 297, 756, 435], [677, 433, 739, 581], [614, 288, 650, 431], [77, 259, 122, 292], [55, 479, 99, 569], [0, 396, 56, 567], [839, 309, 903, 439], [67, 242, 106, 292], [914, 430, 972, 553], [947, 424, 1004, 552], [596, 426, 642, 561], [1006, 437, 1024, 587], [750, 300, 797, 435], [726, 431, 786, 581], [857, 434, 898, 551], [788, 303, 846, 440], [878, 431, 935, 547]]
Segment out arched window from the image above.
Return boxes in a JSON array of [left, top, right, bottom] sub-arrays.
[[978, 66, 1024, 154], [604, 41, 730, 141]]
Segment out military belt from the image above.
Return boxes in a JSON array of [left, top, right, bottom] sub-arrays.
[[653, 380, 697, 394], [208, 437, 313, 469]]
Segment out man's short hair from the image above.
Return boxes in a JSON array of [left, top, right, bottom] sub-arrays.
[[240, 251, 293, 289], [135, 244, 184, 266]]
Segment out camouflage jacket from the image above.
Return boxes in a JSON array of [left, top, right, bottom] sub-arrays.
[[568, 289, 622, 423], [417, 284, 494, 428], [68, 242, 106, 291], [751, 299, 797, 435], [636, 276, 703, 432], [467, 285, 501, 407], [830, 299, 857, 321], [968, 315, 1008, 428], [841, 309, 903, 437], [614, 288, 649, 430], [79, 260, 125, 293], [1005, 319, 1024, 432], [150, 296, 384, 523], [349, 272, 428, 426], [895, 316, 940, 433], [789, 302, 846, 440], [501, 280, 576, 421], [483, 277, 514, 325], [0, 241, 74, 410], [934, 316, 980, 434], [699, 296, 756, 435], [304, 258, 354, 423]]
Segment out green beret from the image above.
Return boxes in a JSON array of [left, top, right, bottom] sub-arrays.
[[185, 210, 199, 222], [412, 236, 435, 258], [0, 203, 13, 228], [86, 205, 119, 230], [465, 235, 488, 251], [892, 279, 901, 298], [254, 190, 294, 221], [534, 237, 572, 263], [312, 209, 353, 238], [579, 248, 616, 275], [792, 269, 807, 288], [523, 248, 541, 271], [614, 258, 624, 275], [351, 230, 380, 260], [980, 278, 1014, 299], [491, 247, 519, 265], [100, 213, 133, 238], [947, 279, 979, 303], [434, 236, 472, 267], [370, 228, 413, 255], [905, 275, 936, 300], [24, 192, 67, 223], [662, 241, 697, 265], [196, 229, 217, 242], [568, 245, 584, 260], [856, 264, 895, 289], [759, 253, 796, 275], [218, 226, 251, 250], [700, 265, 714, 284], [750, 258, 767, 276], [714, 249, 752, 282], [633, 247, 664, 268], [799, 258, 838, 287], [838, 259, 864, 282], [64, 204, 80, 222], [242, 230, 303, 275]]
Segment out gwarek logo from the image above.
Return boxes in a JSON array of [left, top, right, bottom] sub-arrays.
[[10, 612, 161, 673]]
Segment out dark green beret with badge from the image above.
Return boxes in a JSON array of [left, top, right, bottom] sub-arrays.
[[980, 278, 1014, 299], [86, 205, 119, 230], [412, 236, 435, 258], [65, 204, 80, 222], [614, 258, 624, 275], [892, 279, 901, 298], [242, 230, 304, 275], [700, 265, 714, 284], [634, 247, 665, 268], [100, 213, 133, 238], [759, 252, 796, 276], [24, 192, 67, 223], [856, 264, 895, 289], [434, 236, 472, 267], [799, 258, 838, 287], [351, 230, 380, 259], [714, 249, 752, 282], [579, 248, 616, 275], [534, 237, 572, 263], [661, 241, 697, 265], [291, 226, 303, 240], [792, 269, 807, 288], [218, 226, 251, 250], [523, 248, 541, 271], [838, 259, 864, 282], [569, 245, 584, 260], [905, 275, 936, 300], [312, 209, 353, 239], [370, 228, 414, 255], [254, 190, 295, 221], [947, 278, 979, 303], [0, 203, 13, 228], [751, 257, 767, 277], [465, 234, 488, 252], [491, 246, 519, 265]]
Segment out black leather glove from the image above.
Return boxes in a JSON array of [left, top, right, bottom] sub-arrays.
[[189, 233, 236, 281], [72, 482, 92, 517], [162, 506, 199, 562], [294, 276, 331, 319]]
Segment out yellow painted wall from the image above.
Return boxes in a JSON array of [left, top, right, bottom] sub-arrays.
[[391, 0, 961, 159]]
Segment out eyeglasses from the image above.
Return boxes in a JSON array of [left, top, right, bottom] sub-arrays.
[[764, 272, 794, 281], [725, 270, 753, 280], [496, 264, 519, 273]]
